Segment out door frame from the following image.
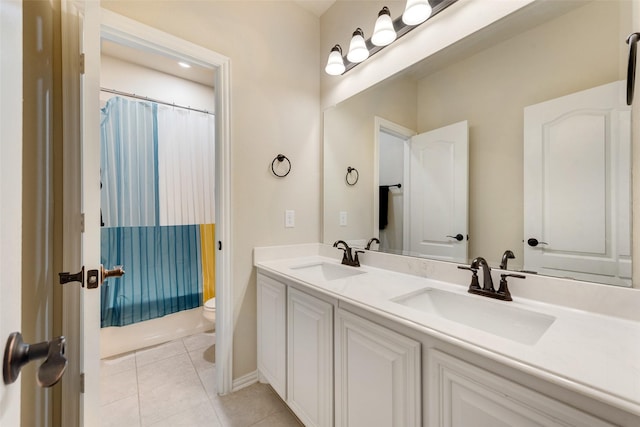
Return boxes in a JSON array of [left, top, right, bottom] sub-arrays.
[[60, 4, 233, 424], [98, 9, 234, 395], [372, 117, 416, 246], [0, 1, 23, 426]]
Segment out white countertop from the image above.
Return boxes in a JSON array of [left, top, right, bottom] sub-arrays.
[[254, 248, 640, 417]]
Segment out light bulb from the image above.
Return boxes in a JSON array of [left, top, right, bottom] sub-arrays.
[[325, 45, 345, 75], [347, 28, 369, 63], [372, 7, 397, 47], [402, 0, 432, 25]]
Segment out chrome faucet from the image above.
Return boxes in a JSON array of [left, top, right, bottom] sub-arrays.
[[458, 256, 524, 301], [471, 256, 494, 292], [333, 240, 363, 267], [365, 237, 380, 250], [499, 250, 515, 270]]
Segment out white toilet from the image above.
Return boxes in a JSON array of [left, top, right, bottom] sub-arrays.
[[203, 298, 216, 328]]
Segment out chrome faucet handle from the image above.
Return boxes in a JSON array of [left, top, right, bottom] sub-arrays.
[[497, 273, 525, 301], [353, 250, 365, 267], [458, 265, 481, 291]]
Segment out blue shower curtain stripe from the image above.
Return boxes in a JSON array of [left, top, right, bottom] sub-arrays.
[[100, 96, 209, 328], [100, 226, 203, 327]]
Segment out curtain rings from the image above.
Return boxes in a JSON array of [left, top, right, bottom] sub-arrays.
[[346, 166, 359, 186], [271, 154, 291, 177]]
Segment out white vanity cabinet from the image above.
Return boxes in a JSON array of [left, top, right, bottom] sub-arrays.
[[335, 308, 421, 427], [257, 273, 334, 427], [287, 287, 334, 427], [428, 350, 616, 427], [256, 274, 287, 399]]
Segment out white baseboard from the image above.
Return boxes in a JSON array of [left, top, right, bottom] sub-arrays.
[[232, 370, 258, 392]]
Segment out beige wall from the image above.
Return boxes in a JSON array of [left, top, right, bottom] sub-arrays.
[[323, 76, 416, 243], [101, 0, 321, 380]]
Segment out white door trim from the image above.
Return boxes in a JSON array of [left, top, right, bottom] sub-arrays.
[[99, 9, 234, 395], [373, 117, 416, 242]]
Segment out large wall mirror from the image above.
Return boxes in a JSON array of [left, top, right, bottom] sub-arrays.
[[323, 0, 634, 287]]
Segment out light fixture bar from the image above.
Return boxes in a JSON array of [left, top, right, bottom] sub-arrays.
[[338, 0, 458, 75]]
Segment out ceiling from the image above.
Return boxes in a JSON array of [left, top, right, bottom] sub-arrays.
[[101, 39, 215, 87], [294, 0, 336, 17]]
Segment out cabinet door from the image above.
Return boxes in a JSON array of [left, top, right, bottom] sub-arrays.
[[335, 309, 421, 427], [257, 274, 287, 399], [428, 350, 615, 427], [288, 287, 334, 427]]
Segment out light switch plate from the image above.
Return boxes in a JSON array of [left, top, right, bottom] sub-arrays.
[[339, 211, 347, 226], [285, 210, 295, 228]]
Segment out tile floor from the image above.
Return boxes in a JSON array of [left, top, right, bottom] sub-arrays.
[[100, 331, 303, 427]]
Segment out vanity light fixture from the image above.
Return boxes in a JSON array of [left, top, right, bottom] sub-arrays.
[[371, 7, 397, 46], [347, 28, 370, 63], [402, 0, 433, 25], [325, 44, 346, 75], [324, 0, 457, 76]]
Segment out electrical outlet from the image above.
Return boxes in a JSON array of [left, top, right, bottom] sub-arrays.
[[285, 210, 295, 228], [339, 211, 347, 226]]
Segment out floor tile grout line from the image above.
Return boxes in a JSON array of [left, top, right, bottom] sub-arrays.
[[135, 348, 143, 427], [189, 337, 224, 425]]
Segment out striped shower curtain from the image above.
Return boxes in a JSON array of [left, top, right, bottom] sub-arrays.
[[100, 97, 216, 327]]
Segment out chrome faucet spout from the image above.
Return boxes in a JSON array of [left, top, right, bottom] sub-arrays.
[[365, 237, 380, 250], [470, 256, 494, 292], [499, 250, 515, 270]]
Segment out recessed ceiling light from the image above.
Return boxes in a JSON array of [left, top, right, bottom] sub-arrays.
[[178, 61, 191, 69]]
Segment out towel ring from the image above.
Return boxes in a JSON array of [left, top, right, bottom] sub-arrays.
[[271, 154, 291, 178], [346, 167, 359, 186]]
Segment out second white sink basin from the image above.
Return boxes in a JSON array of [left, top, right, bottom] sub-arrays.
[[290, 262, 365, 281], [392, 288, 555, 345]]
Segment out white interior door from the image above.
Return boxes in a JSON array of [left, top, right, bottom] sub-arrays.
[[61, 1, 101, 425], [0, 1, 23, 425], [407, 120, 469, 262], [523, 80, 631, 286]]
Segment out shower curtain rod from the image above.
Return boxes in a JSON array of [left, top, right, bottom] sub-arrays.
[[100, 87, 214, 115]]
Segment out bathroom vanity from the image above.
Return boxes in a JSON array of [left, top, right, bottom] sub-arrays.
[[255, 244, 640, 427]]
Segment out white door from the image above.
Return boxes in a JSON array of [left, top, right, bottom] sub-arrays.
[[523, 81, 631, 286], [407, 120, 469, 262], [0, 1, 23, 425], [61, 1, 101, 425]]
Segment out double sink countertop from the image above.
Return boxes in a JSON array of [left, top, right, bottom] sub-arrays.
[[254, 244, 640, 417]]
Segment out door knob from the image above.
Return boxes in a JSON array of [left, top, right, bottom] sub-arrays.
[[101, 265, 125, 285], [527, 238, 548, 247], [446, 233, 464, 242], [3, 332, 67, 387]]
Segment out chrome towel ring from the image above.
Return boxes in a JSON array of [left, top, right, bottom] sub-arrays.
[[271, 154, 291, 177], [346, 166, 359, 186]]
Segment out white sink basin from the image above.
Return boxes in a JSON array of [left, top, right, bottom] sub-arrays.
[[392, 288, 555, 345], [290, 262, 366, 281]]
